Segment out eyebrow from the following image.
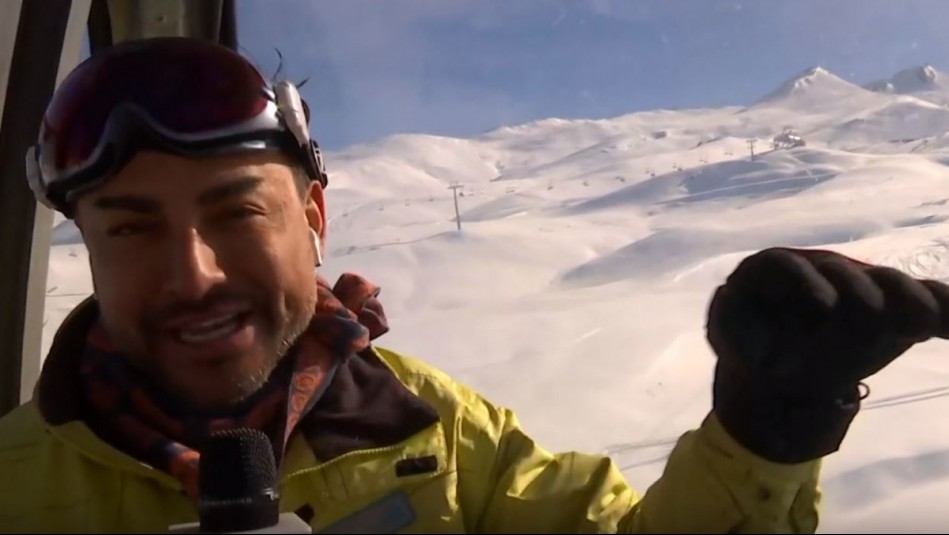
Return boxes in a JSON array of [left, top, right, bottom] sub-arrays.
[[91, 176, 264, 214], [92, 195, 161, 214], [197, 176, 264, 205]]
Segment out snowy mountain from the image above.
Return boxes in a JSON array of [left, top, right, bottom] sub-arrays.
[[756, 66, 877, 107], [867, 64, 949, 94], [44, 65, 949, 533], [866, 64, 949, 107]]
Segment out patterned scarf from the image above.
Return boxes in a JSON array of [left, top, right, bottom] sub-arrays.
[[79, 273, 388, 502]]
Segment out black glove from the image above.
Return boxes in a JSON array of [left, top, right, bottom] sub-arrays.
[[706, 247, 949, 464]]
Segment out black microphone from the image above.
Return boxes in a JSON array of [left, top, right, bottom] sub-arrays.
[[169, 428, 311, 533]]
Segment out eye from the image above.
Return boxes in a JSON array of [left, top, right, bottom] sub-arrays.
[[225, 204, 266, 219]]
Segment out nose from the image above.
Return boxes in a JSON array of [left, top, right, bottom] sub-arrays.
[[160, 227, 226, 301]]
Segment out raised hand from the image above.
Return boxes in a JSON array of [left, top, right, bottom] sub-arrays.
[[706, 247, 949, 463]]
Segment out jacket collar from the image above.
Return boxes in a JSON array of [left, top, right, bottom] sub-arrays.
[[35, 297, 441, 473]]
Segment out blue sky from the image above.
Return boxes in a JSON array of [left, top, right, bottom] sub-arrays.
[[234, 0, 949, 150]]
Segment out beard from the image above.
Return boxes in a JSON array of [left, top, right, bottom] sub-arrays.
[[230, 290, 317, 401], [106, 280, 320, 413]]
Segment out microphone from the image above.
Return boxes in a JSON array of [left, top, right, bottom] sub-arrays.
[[169, 428, 311, 533]]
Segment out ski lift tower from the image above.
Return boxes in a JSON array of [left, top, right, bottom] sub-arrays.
[[0, 0, 238, 418]]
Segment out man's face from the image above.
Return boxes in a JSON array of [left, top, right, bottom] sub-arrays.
[[75, 150, 324, 411]]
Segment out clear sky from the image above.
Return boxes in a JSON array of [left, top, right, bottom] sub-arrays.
[[230, 1, 949, 150]]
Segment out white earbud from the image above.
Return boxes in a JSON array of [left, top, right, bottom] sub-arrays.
[[309, 228, 323, 267]]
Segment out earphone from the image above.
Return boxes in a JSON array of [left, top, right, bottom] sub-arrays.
[[309, 227, 323, 267]]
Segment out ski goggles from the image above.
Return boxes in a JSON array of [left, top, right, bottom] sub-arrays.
[[25, 37, 328, 216]]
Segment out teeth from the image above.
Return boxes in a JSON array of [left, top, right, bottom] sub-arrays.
[[178, 314, 241, 344], [192, 314, 237, 331]]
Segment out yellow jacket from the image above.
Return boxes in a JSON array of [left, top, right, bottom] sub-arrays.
[[0, 313, 823, 534]]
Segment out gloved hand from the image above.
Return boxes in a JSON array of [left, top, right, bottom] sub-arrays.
[[706, 247, 949, 464]]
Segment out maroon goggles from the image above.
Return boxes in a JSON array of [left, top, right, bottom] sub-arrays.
[[25, 37, 327, 216]]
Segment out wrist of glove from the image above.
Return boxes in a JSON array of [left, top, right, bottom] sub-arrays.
[[713, 357, 864, 464], [706, 247, 949, 464]]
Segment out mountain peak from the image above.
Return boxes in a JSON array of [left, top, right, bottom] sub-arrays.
[[866, 64, 945, 94], [784, 66, 836, 89], [802, 66, 831, 77], [755, 66, 866, 106]]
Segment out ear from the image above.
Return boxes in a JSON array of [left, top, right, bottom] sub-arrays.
[[303, 181, 326, 245]]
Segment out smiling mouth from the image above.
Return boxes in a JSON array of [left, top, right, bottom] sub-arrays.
[[173, 311, 252, 345]]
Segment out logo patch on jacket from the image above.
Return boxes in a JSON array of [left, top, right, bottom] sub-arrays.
[[395, 455, 438, 477]]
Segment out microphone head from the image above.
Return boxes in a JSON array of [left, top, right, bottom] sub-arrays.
[[198, 428, 280, 532]]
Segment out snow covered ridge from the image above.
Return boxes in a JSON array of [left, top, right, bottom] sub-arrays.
[[866, 64, 948, 95], [45, 63, 949, 532]]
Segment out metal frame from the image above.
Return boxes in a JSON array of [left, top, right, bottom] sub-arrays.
[[0, 0, 83, 417], [0, 0, 238, 418]]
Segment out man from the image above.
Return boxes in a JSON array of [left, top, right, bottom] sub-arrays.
[[1, 37, 947, 534]]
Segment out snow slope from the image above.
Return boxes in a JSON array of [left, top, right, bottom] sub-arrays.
[[41, 65, 949, 532]]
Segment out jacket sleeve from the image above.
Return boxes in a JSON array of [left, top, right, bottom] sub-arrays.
[[462, 403, 823, 534]]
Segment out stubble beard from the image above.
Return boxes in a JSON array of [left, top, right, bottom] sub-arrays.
[[115, 285, 320, 412], [233, 290, 318, 399]]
